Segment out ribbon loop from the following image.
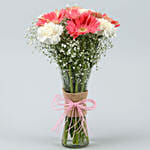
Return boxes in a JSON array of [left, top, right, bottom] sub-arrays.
[[51, 94, 96, 135]]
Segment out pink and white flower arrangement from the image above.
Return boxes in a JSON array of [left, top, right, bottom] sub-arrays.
[[25, 6, 120, 148], [26, 6, 120, 45]]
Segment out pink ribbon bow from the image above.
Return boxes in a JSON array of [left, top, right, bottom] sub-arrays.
[[51, 95, 96, 136]]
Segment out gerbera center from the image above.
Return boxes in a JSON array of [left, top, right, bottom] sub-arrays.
[[79, 27, 87, 32]]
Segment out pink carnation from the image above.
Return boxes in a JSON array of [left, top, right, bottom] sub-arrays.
[[102, 13, 120, 28]]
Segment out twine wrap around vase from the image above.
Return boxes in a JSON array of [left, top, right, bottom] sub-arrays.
[[63, 89, 88, 117], [52, 89, 96, 135]]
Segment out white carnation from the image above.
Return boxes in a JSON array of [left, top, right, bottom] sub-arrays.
[[37, 22, 63, 44], [79, 8, 95, 14], [79, 9, 89, 13], [97, 18, 116, 38]]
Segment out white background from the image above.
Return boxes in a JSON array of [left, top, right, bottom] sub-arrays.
[[0, 0, 150, 149]]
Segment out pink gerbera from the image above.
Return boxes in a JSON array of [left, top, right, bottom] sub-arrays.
[[65, 7, 81, 19], [36, 9, 66, 26], [66, 12, 100, 39]]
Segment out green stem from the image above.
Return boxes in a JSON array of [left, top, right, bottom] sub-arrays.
[[69, 64, 78, 144], [75, 78, 79, 144], [81, 64, 87, 92], [84, 119, 89, 143], [73, 117, 79, 145], [75, 69, 78, 93], [75, 81, 78, 93], [73, 118, 76, 144], [63, 117, 69, 145], [75, 118, 79, 144], [68, 64, 73, 93], [78, 121, 82, 144]]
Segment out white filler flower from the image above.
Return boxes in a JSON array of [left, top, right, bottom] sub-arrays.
[[37, 22, 63, 44], [97, 18, 116, 37]]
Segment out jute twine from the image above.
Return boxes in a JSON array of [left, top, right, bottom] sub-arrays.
[[62, 89, 88, 117]]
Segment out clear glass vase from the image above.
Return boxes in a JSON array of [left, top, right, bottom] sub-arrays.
[[60, 65, 91, 148], [62, 116, 89, 148]]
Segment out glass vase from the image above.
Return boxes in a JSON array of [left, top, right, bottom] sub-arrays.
[[62, 116, 89, 148], [60, 65, 91, 148]]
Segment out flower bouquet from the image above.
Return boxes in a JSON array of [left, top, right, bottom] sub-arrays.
[[25, 6, 120, 148]]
